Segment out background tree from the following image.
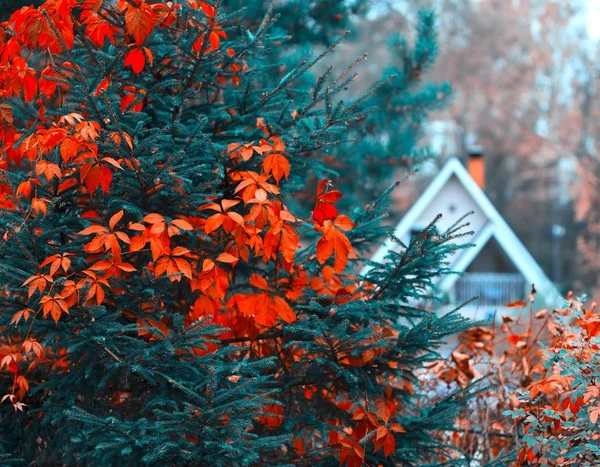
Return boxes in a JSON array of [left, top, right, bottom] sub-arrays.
[[571, 43, 600, 303], [575, 156, 600, 302], [0, 0, 43, 21]]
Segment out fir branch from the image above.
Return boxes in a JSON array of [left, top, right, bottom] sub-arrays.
[[246, 31, 351, 113]]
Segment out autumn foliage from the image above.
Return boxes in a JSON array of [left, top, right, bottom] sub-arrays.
[[421, 290, 600, 466]]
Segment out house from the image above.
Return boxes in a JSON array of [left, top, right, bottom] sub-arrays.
[[366, 154, 563, 320]]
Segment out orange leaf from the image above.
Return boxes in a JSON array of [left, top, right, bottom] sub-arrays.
[[222, 199, 240, 211], [143, 47, 153, 67], [78, 225, 108, 235], [0, 103, 13, 124], [171, 246, 190, 256], [227, 211, 245, 226], [535, 309, 548, 319], [116, 262, 136, 272], [505, 300, 527, 308], [173, 258, 192, 279], [143, 213, 165, 224], [11, 308, 32, 326], [263, 153, 290, 183], [171, 219, 193, 231], [123, 1, 156, 46], [316, 222, 356, 273], [109, 210, 124, 231], [375, 399, 392, 424], [590, 407, 600, 424], [271, 296, 296, 323], [216, 253, 238, 264], [129, 235, 147, 252], [249, 273, 269, 291], [102, 157, 122, 170], [334, 215, 354, 231], [82, 9, 118, 46], [204, 214, 223, 234], [60, 137, 79, 162], [280, 224, 299, 264], [389, 423, 406, 433], [90, 260, 112, 271]]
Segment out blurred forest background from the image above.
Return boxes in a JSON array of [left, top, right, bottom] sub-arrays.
[[327, 0, 600, 301], [2, 0, 597, 299]]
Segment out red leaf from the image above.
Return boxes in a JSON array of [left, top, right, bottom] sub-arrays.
[[120, 90, 144, 113], [313, 180, 343, 224], [124, 47, 145, 74], [383, 432, 396, 457], [316, 179, 328, 196], [99, 165, 112, 193], [204, 214, 224, 234], [82, 10, 118, 46], [116, 262, 136, 272], [258, 402, 284, 428], [507, 334, 521, 346], [94, 78, 110, 96], [23, 70, 37, 102], [313, 203, 337, 225]]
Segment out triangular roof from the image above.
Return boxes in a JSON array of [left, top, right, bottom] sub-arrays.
[[366, 157, 562, 307]]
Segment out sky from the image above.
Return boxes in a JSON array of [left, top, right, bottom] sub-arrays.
[[588, 0, 600, 41], [372, 1, 600, 43]]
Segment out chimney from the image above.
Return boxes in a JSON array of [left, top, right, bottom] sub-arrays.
[[467, 145, 485, 189]]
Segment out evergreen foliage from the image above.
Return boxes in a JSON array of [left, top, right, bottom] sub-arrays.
[[324, 9, 453, 209], [0, 1, 478, 465], [0, 1, 43, 22]]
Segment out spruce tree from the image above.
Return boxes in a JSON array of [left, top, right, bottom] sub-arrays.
[[0, 1, 476, 466], [0, 1, 44, 21]]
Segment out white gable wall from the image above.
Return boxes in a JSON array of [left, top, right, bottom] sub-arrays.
[[412, 175, 489, 237], [363, 158, 563, 311], [409, 175, 490, 270]]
